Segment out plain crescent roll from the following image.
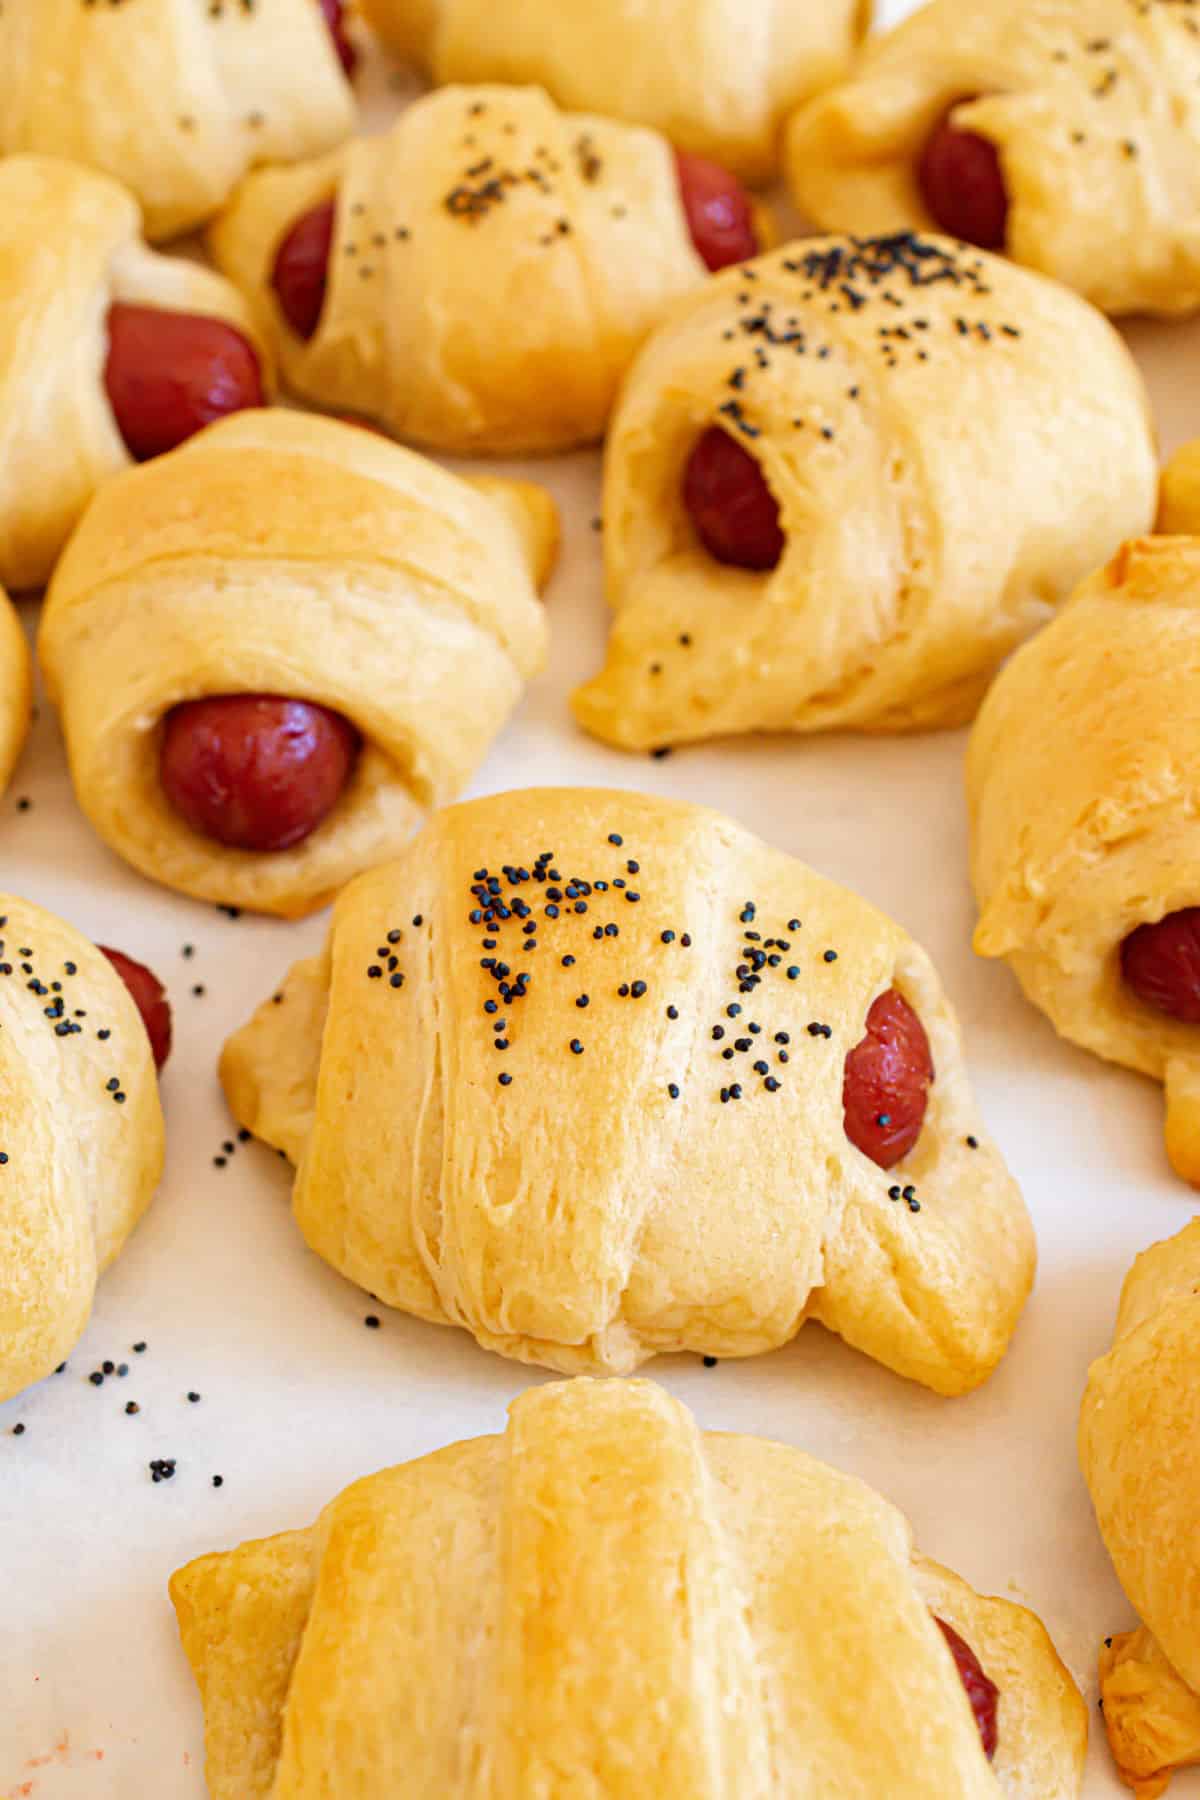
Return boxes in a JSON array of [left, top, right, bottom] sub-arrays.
[[785, 0, 1200, 318], [967, 533, 1200, 1188], [1080, 1220, 1200, 1797], [37, 412, 554, 920], [0, 155, 269, 594], [208, 84, 749, 454], [570, 232, 1156, 752], [0, 0, 355, 242], [359, 0, 871, 184], [0, 589, 32, 796], [221, 786, 1035, 1395], [170, 1377, 1087, 1799], [0, 896, 165, 1403]]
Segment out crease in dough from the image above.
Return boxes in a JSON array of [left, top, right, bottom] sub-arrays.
[[0, 586, 32, 796], [221, 786, 1035, 1395], [170, 1377, 1087, 1799]]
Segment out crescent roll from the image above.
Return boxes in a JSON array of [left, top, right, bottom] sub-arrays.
[[208, 85, 759, 454], [571, 232, 1156, 751], [221, 786, 1035, 1395], [0, 896, 165, 1403], [0, 155, 269, 595], [360, 0, 870, 184], [171, 1377, 1087, 1800], [0, 589, 32, 796], [0, 0, 355, 242], [1080, 1220, 1200, 1797], [967, 534, 1200, 1188], [37, 412, 554, 921], [786, 0, 1200, 319]]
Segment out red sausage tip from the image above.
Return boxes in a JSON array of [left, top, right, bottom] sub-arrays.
[[681, 426, 784, 572], [917, 102, 1009, 252], [842, 988, 934, 1169], [1121, 907, 1200, 1024], [935, 1618, 999, 1761], [272, 201, 336, 342], [104, 304, 264, 463], [100, 947, 173, 1072], [674, 149, 760, 272]]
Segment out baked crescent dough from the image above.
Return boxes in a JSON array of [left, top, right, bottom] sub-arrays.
[[0, 895, 164, 1403], [0, 0, 355, 242], [967, 535, 1200, 1187], [37, 412, 554, 920], [786, 0, 1200, 318], [359, 0, 870, 184], [208, 85, 741, 454], [0, 588, 32, 797], [221, 786, 1035, 1395], [0, 154, 270, 595], [1080, 1220, 1200, 1797], [171, 1376, 1087, 1800], [571, 233, 1156, 750]]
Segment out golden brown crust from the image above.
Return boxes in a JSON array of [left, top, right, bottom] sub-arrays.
[[38, 412, 552, 918], [1081, 1220, 1200, 1795], [968, 534, 1200, 1185], [786, 0, 1200, 318], [571, 234, 1155, 749], [0, 895, 164, 1402], [0, 0, 354, 241], [209, 85, 720, 453], [221, 786, 1035, 1392], [361, 0, 868, 183], [171, 1378, 1085, 1798]]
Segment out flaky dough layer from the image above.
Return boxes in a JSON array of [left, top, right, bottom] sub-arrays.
[[0, 0, 354, 241], [209, 85, 719, 454], [222, 786, 1034, 1394], [0, 589, 31, 797], [38, 413, 554, 919], [0, 155, 269, 594], [1081, 1221, 1200, 1796], [172, 1378, 1086, 1799], [787, 0, 1200, 318], [0, 895, 164, 1402], [361, 0, 869, 184], [572, 233, 1155, 750], [967, 533, 1200, 1187]]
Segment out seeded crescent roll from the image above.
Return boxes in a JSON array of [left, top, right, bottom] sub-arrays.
[[0, 155, 269, 594], [0, 0, 354, 242], [967, 534, 1200, 1188], [570, 233, 1155, 751], [787, 0, 1200, 319], [37, 412, 555, 919], [208, 84, 755, 454], [0, 896, 164, 1403], [0, 589, 31, 797], [221, 786, 1035, 1394], [359, 0, 870, 184], [170, 1377, 1086, 1800], [1081, 1220, 1200, 1797]]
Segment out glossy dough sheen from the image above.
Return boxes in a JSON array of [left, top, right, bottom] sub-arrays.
[[37, 413, 554, 919], [0, 156, 269, 595], [209, 85, 719, 454], [0, 588, 32, 796], [170, 1378, 1086, 1799], [967, 535, 1200, 1188], [221, 788, 1035, 1394], [360, 0, 870, 183], [572, 234, 1155, 750], [1080, 1222, 1200, 1797], [0, 0, 354, 241], [0, 895, 164, 1403], [786, 0, 1200, 318]]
